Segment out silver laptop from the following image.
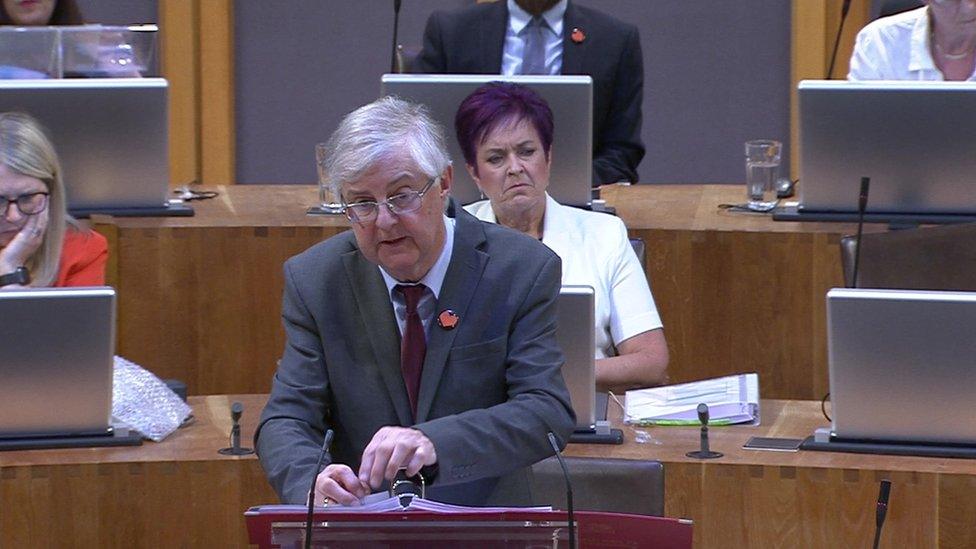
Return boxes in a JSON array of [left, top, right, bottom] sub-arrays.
[[798, 80, 976, 214], [827, 288, 976, 445], [381, 74, 593, 207], [556, 285, 597, 431], [0, 287, 115, 438], [0, 78, 170, 212]]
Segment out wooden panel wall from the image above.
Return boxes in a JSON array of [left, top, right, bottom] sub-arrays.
[[163, 1, 878, 186], [158, 0, 235, 186]]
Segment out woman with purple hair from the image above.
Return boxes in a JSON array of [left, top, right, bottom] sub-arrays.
[[458, 81, 668, 393]]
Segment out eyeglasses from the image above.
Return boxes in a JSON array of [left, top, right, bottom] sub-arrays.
[[343, 176, 439, 224], [1, 192, 49, 216]]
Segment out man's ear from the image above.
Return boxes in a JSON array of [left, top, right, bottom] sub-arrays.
[[439, 164, 454, 197]]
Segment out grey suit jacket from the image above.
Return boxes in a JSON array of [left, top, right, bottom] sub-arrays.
[[255, 205, 576, 506], [415, 0, 645, 185]]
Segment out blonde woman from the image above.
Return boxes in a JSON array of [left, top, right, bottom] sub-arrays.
[[0, 112, 106, 288]]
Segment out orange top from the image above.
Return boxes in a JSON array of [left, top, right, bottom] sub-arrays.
[[55, 228, 108, 287]]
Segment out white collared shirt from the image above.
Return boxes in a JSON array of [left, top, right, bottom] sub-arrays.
[[849, 6, 976, 81], [379, 215, 456, 338], [501, 0, 567, 75], [465, 194, 662, 359]]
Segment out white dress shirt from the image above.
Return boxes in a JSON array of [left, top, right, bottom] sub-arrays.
[[501, 0, 567, 75], [849, 7, 976, 81], [466, 193, 663, 359], [379, 215, 456, 338]]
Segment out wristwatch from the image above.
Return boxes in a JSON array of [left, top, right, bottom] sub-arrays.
[[0, 266, 30, 287]]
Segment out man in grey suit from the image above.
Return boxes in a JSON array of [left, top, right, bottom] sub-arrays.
[[255, 96, 575, 507]]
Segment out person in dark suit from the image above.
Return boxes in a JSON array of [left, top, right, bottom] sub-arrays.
[[415, 0, 645, 186], [255, 96, 575, 508]]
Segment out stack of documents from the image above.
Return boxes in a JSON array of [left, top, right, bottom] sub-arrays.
[[625, 373, 760, 426], [262, 497, 551, 514]]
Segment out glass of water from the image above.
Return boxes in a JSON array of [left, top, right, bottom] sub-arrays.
[[744, 140, 782, 212], [315, 142, 344, 214]]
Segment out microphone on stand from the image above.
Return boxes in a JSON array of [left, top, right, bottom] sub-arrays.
[[827, 0, 853, 78], [850, 177, 871, 288], [304, 429, 334, 549], [872, 479, 892, 549], [686, 403, 723, 459], [218, 401, 254, 455], [547, 432, 576, 549], [390, 0, 403, 73]]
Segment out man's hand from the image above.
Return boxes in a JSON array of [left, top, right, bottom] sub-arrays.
[[358, 426, 437, 490], [312, 463, 370, 506]]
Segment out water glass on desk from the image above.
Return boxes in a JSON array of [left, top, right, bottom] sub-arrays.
[[314, 142, 344, 215], [745, 140, 781, 212]]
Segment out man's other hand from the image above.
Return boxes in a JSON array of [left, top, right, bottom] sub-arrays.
[[313, 463, 370, 506], [358, 426, 437, 490]]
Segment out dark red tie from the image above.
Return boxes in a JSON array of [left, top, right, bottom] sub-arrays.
[[396, 284, 427, 419]]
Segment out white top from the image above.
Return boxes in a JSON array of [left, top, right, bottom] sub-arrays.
[[379, 215, 455, 338], [501, 0, 567, 75], [465, 194, 663, 359], [848, 7, 976, 81]]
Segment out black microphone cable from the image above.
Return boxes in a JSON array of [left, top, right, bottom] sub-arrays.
[[547, 432, 575, 549], [304, 429, 334, 549], [827, 0, 854, 79], [872, 479, 892, 549], [390, 0, 403, 73], [851, 176, 871, 289]]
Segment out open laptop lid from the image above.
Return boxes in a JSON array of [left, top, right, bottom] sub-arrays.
[[557, 285, 596, 431], [827, 288, 976, 445], [381, 74, 593, 207], [798, 80, 976, 214], [0, 78, 169, 212], [0, 287, 115, 438]]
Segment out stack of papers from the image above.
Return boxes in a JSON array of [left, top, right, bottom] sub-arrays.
[[625, 373, 760, 426], [265, 495, 551, 514]]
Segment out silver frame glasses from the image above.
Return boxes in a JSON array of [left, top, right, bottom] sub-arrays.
[[343, 176, 440, 224]]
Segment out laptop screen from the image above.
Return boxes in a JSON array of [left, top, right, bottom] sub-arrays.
[[556, 285, 596, 431], [381, 74, 593, 207], [827, 287, 976, 445], [799, 80, 976, 214], [0, 287, 115, 438], [0, 78, 169, 212]]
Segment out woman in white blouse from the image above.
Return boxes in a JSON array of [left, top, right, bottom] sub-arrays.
[[849, 0, 976, 81], [456, 81, 668, 393]]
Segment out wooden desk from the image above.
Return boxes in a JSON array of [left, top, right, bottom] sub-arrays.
[[0, 395, 275, 548], [600, 184, 867, 399], [94, 186, 347, 395], [4, 395, 973, 548], [571, 397, 976, 548], [95, 184, 860, 398]]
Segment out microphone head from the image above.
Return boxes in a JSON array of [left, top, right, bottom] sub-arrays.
[[697, 403, 709, 425], [858, 176, 871, 209], [879, 479, 891, 504], [547, 431, 560, 454], [231, 401, 243, 422]]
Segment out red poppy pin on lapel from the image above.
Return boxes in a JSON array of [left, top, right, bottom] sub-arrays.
[[438, 310, 459, 330], [571, 27, 585, 44]]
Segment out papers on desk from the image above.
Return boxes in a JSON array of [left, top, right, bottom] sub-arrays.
[[262, 495, 551, 514], [625, 373, 760, 426]]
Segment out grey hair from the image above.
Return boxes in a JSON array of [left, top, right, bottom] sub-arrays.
[[322, 96, 451, 198]]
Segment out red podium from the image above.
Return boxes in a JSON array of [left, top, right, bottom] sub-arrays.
[[245, 505, 693, 548]]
